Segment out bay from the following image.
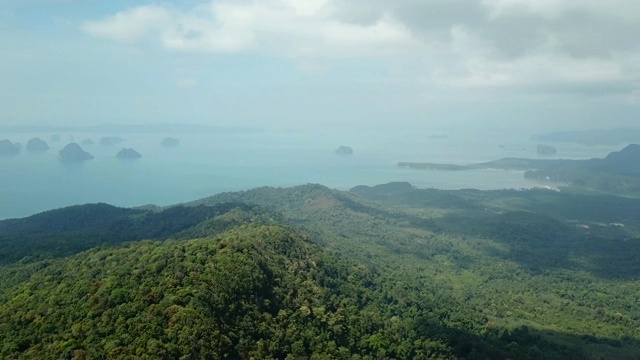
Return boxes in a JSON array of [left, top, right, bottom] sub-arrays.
[[0, 129, 624, 220]]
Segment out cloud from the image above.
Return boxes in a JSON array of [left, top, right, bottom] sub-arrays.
[[81, 0, 420, 57], [82, 5, 171, 43], [80, 0, 640, 100]]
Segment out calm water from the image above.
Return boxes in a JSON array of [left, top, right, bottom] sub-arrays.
[[0, 129, 624, 220]]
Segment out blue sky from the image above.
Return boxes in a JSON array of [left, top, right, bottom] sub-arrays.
[[1, 0, 639, 134]]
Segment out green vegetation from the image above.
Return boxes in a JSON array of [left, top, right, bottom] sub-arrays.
[[399, 144, 640, 197], [1, 183, 640, 358]]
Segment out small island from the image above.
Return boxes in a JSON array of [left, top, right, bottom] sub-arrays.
[[58, 143, 93, 162], [116, 148, 142, 159], [536, 144, 557, 155], [0, 139, 21, 156], [26, 137, 49, 152], [161, 137, 180, 148], [335, 146, 353, 155], [81, 138, 94, 145]]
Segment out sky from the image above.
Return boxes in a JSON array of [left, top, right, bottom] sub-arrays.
[[1, 0, 639, 135]]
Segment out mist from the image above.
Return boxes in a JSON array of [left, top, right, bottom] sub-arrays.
[[1, 0, 639, 219]]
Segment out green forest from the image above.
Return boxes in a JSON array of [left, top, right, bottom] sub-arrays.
[[1, 182, 640, 359]]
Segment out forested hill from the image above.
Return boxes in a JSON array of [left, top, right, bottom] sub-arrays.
[[0, 202, 271, 265], [0, 222, 392, 358], [188, 183, 387, 221], [0, 201, 576, 359], [1, 183, 640, 358]]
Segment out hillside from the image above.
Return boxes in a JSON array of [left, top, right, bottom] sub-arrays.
[[0, 202, 268, 266], [189, 183, 640, 357], [0, 222, 388, 359], [1, 184, 640, 358]]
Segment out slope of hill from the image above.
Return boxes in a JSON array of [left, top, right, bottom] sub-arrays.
[[1, 184, 640, 358], [187, 183, 640, 358], [0, 202, 266, 265]]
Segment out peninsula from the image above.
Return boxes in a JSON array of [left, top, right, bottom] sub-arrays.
[[399, 144, 640, 196]]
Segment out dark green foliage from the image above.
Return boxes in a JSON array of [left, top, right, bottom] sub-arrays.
[[1, 184, 640, 358], [0, 221, 586, 360], [0, 202, 267, 265]]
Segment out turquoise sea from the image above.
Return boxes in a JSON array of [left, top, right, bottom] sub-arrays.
[[0, 129, 625, 220]]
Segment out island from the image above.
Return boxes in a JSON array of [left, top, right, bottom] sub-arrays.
[[58, 143, 93, 162], [81, 138, 94, 145], [116, 148, 142, 159], [0, 139, 20, 156], [335, 145, 353, 155], [399, 144, 640, 197], [161, 137, 180, 148], [536, 144, 556, 155], [25, 137, 49, 152]]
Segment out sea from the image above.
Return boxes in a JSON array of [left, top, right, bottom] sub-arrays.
[[0, 128, 626, 220]]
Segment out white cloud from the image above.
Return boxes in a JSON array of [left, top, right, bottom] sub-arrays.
[[82, 5, 171, 43], [483, 0, 640, 21], [81, 0, 420, 58], [80, 0, 640, 100], [434, 24, 628, 89]]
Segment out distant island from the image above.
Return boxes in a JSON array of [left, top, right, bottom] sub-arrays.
[[26, 137, 49, 152], [335, 145, 353, 155], [536, 144, 556, 155], [116, 148, 142, 159], [58, 143, 93, 162], [399, 144, 640, 197], [0, 139, 21, 156]]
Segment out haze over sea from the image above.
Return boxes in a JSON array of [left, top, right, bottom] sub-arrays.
[[0, 127, 624, 220]]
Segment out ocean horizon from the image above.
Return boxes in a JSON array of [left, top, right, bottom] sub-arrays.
[[0, 129, 625, 220]]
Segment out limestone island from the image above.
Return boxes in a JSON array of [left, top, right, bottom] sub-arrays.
[[26, 137, 49, 152], [116, 148, 142, 159], [162, 137, 180, 148], [335, 146, 353, 155], [58, 143, 93, 162], [81, 138, 94, 145], [536, 144, 557, 155], [0, 139, 20, 156]]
